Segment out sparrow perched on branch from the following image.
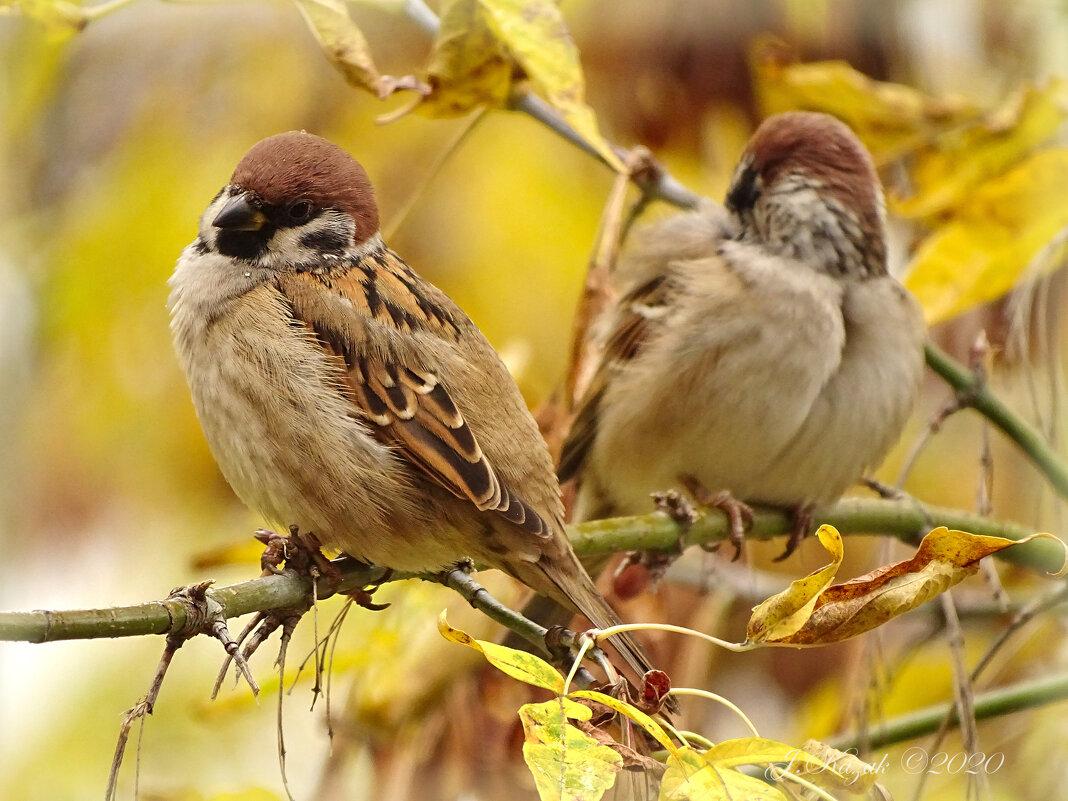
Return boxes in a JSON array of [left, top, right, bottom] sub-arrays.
[[168, 131, 656, 682], [559, 112, 926, 555]]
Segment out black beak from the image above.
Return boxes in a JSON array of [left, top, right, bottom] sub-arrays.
[[213, 193, 268, 231]]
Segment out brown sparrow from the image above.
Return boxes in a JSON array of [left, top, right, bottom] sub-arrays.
[[559, 112, 926, 554], [168, 131, 656, 681]]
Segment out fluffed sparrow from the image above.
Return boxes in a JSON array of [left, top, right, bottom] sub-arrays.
[[560, 112, 926, 555], [168, 131, 657, 683]]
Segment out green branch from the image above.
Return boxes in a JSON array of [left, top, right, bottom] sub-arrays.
[[924, 342, 1068, 501], [829, 671, 1068, 752], [1, 498, 1059, 645]]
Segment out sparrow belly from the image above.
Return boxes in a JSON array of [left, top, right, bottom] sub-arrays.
[[579, 275, 923, 518], [173, 285, 466, 573]]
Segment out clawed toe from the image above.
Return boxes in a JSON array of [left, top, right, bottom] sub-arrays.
[[678, 475, 753, 561], [347, 567, 393, 611], [773, 505, 814, 562]]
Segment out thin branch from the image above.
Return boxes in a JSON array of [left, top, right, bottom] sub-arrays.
[[400, 0, 702, 210], [2, 498, 1062, 646], [925, 341, 1068, 501], [828, 671, 1068, 753]]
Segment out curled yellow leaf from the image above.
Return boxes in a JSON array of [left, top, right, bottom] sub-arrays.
[[748, 527, 1066, 646]]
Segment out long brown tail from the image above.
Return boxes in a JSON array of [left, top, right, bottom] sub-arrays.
[[509, 548, 664, 695]]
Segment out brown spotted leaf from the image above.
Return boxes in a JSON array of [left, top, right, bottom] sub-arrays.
[[420, 0, 514, 116], [748, 527, 1066, 646], [520, 697, 622, 801], [296, 0, 428, 100], [479, 0, 622, 170], [418, 0, 621, 169]]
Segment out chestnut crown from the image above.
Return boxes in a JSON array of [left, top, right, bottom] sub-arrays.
[[726, 112, 887, 277], [230, 131, 380, 245]]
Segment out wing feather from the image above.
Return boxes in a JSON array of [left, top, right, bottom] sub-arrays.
[[277, 261, 549, 538]]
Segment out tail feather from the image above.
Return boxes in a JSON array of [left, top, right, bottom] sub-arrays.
[[507, 550, 676, 713]]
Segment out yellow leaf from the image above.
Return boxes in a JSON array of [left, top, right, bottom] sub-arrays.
[[520, 697, 622, 801], [296, 0, 427, 100], [748, 528, 1065, 645], [660, 745, 787, 801], [746, 525, 843, 642], [570, 690, 678, 756], [438, 611, 565, 692], [894, 78, 1068, 218], [904, 149, 1068, 325], [791, 740, 881, 793], [750, 37, 979, 163], [478, 0, 622, 170], [420, 0, 514, 116], [3, 0, 86, 37]]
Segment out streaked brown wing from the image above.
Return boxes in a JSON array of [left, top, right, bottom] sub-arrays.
[[558, 273, 671, 483], [278, 262, 550, 538]]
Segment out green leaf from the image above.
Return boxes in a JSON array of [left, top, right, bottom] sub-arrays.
[[660, 745, 787, 800], [438, 612, 565, 692], [521, 698, 622, 801]]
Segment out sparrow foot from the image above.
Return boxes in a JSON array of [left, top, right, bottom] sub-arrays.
[[254, 525, 342, 585], [346, 566, 393, 611], [609, 489, 696, 592], [678, 475, 754, 561], [212, 527, 346, 697], [773, 505, 815, 562]]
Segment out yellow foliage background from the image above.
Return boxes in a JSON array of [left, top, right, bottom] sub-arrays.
[[1, 2, 1066, 800]]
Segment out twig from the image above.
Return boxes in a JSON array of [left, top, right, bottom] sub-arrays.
[[437, 566, 550, 655], [400, 0, 702, 210], [925, 341, 1068, 501], [828, 671, 1068, 753]]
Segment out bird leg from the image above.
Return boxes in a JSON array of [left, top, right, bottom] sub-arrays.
[[678, 475, 754, 561], [773, 504, 815, 562]]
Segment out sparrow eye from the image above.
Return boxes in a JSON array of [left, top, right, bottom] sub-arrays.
[[286, 199, 314, 225]]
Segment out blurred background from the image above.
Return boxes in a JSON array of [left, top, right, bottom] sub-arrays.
[[1, 1, 1066, 799]]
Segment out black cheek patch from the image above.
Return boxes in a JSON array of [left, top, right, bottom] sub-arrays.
[[299, 228, 349, 256]]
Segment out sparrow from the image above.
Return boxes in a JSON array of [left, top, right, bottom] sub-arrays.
[[168, 131, 657, 684], [559, 112, 927, 555]]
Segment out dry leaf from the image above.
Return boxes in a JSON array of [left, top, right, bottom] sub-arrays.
[[748, 527, 1065, 646], [420, 0, 514, 116], [417, 0, 621, 169], [296, 0, 428, 99], [478, 0, 622, 170]]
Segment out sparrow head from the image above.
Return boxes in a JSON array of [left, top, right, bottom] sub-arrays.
[[201, 131, 381, 267], [725, 112, 887, 278]]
